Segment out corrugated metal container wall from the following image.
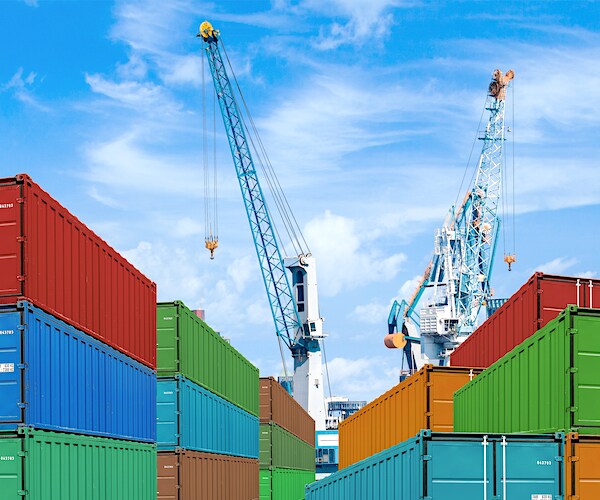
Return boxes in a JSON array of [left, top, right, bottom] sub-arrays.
[[259, 423, 315, 471], [338, 365, 481, 468], [454, 306, 600, 435], [565, 433, 600, 499], [259, 377, 315, 446], [157, 450, 259, 500], [0, 301, 156, 441], [156, 301, 259, 416], [0, 174, 157, 368], [305, 431, 564, 500], [450, 272, 600, 368], [259, 468, 315, 500], [157, 376, 258, 458], [0, 428, 156, 500]]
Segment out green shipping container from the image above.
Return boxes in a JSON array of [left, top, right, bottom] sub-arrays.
[[260, 468, 315, 500], [157, 301, 259, 416], [455, 306, 600, 435], [260, 423, 315, 471], [0, 428, 156, 500]]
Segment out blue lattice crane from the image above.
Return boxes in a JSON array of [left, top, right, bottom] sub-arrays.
[[198, 21, 327, 430], [385, 69, 515, 370]]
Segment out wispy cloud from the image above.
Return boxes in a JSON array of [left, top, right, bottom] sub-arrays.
[[2, 68, 49, 111], [531, 256, 578, 275]]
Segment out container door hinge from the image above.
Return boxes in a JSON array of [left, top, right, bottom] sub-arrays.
[[16, 198, 25, 204], [422, 454, 432, 461], [17, 451, 27, 457], [569, 455, 579, 462], [555, 456, 563, 462], [17, 363, 26, 370], [17, 490, 27, 497], [569, 367, 578, 374], [17, 402, 27, 409], [16, 236, 26, 243], [569, 328, 578, 336], [17, 275, 26, 282], [568, 406, 578, 413]]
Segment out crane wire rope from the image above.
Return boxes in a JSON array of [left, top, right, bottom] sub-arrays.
[[220, 38, 310, 258], [213, 79, 219, 239], [511, 82, 516, 258]]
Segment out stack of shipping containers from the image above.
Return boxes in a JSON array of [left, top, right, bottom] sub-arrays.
[[156, 300, 260, 500], [0, 174, 157, 499], [259, 377, 315, 500], [306, 272, 600, 498]]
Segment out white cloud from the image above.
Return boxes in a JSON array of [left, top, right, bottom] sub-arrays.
[[21, 0, 38, 6], [172, 217, 203, 238], [304, 210, 406, 296], [2, 67, 49, 111], [532, 256, 578, 275], [353, 301, 390, 324], [226, 254, 257, 293], [326, 355, 400, 401]]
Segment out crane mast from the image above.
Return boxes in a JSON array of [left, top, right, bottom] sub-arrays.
[[386, 69, 514, 367], [198, 21, 327, 430]]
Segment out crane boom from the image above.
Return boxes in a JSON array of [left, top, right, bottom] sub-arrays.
[[198, 21, 327, 430], [385, 69, 514, 367]]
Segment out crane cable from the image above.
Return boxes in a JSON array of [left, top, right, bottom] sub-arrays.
[[220, 38, 310, 258], [202, 53, 219, 259]]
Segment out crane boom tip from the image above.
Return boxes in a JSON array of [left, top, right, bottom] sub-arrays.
[[198, 21, 217, 40]]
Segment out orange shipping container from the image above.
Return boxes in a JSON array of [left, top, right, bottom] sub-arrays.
[[338, 365, 481, 469], [565, 433, 600, 500]]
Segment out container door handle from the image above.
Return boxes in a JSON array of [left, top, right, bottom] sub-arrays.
[[482, 435, 488, 500], [501, 435, 507, 500], [576, 279, 581, 307]]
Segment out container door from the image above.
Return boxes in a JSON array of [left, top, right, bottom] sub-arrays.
[[497, 439, 560, 499], [0, 184, 21, 298], [573, 440, 600, 499], [0, 311, 23, 425], [539, 277, 582, 328], [157, 305, 179, 374], [425, 439, 492, 499], [571, 314, 600, 430], [0, 437, 23, 497], [157, 379, 179, 449], [157, 453, 179, 500]]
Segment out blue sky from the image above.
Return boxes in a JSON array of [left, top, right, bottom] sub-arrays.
[[1, 0, 599, 402]]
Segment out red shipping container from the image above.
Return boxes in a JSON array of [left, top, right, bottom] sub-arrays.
[[450, 272, 600, 368], [0, 174, 156, 368]]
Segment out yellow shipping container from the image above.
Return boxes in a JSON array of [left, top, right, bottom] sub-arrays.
[[565, 433, 600, 499], [338, 365, 481, 469]]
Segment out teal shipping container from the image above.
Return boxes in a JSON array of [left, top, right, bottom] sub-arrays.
[[0, 428, 156, 500], [455, 306, 600, 435], [157, 376, 258, 458], [156, 301, 259, 416], [304, 431, 564, 500]]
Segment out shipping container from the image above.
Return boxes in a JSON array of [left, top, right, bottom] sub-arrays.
[[455, 306, 600, 435], [259, 376, 315, 446], [157, 301, 259, 416], [0, 301, 155, 441], [565, 433, 600, 499], [157, 376, 258, 458], [0, 174, 157, 368], [305, 431, 564, 500], [451, 272, 600, 368], [157, 450, 259, 500], [259, 468, 315, 500], [338, 365, 481, 468], [259, 422, 315, 471], [0, 428, 156, 500]]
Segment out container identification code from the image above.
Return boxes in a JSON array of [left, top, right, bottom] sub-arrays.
[[532, 495, 552, 500], [0, 330, 14, 335], [0, 363, 15, 373]]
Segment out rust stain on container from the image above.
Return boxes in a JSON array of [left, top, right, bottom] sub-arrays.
[[338, 365, 481, 469], [0, 174, 156, 368], [565, 433, 600, 499], [451, 272, 600, 369], [259, 377, 315, 446], [157, 451, 259, 500]]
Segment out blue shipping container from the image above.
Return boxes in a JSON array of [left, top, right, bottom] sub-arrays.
[[157, 376, 258, 458], [305, 431, 564, 500], [0, 301, 156, 442]]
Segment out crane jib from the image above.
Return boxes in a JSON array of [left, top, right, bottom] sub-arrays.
[[202, 35, 303, 350]]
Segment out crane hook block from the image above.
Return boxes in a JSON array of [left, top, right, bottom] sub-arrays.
[[197, 21, 218, 40], [384, 333, 407, 349], [205, 238, 219, 260], [504, 253, 516, 271]]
